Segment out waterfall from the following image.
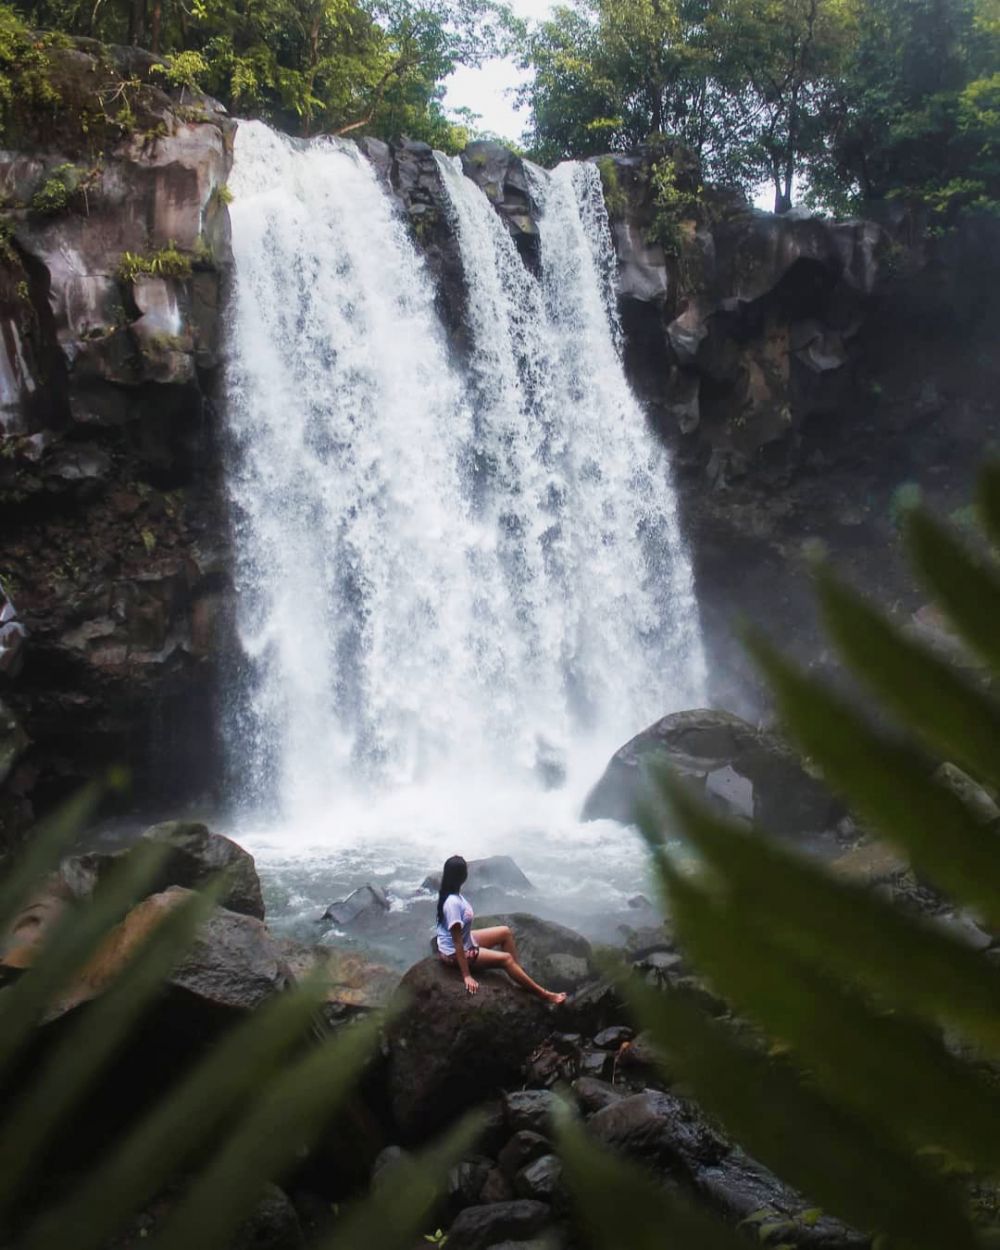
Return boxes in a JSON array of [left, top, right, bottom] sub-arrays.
[[224, 121, 704, 835], [434, 155, 705, 745]]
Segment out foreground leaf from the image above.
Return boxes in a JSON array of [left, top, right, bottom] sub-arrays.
[[0, 783, 103, 937], [747, 631, 1000, 929], [640, 779, 1000, 1054], [0, 881, 223, 1213], [817, 568, 1000, 790], [906, 508, 1000, 674], [556, 1100, 746, 1250], [24, 977, 335, 1250], [0, 838, 169, 1079], [623, 976, 978, 1250], [152, 1013, 382, 1250], [326, 1113, 485, 1250], [661, 863, 1000, 1175]]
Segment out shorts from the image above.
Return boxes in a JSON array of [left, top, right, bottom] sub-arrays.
[[438, 944, 480, 967]]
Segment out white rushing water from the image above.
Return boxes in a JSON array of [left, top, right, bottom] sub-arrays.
[[223, 122, 705, 918]]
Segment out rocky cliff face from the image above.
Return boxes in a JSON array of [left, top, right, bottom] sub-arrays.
[[596, 146, 1000, 711], [1, 72, 997, 837], [0, 41, 234, 839]]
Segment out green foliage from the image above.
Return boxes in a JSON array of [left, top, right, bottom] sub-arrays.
[[117, 242, 193, 282], [519, 0, 1000, 215], [596, 157, 627, 219], [648, 155, 699, 254], [29, 162, 82, 216], [151, 49, 209, 91], [0, 4, 60, 134], [15, 0, 520, 144], [212, 181, 233, 206], [561, 463, 1000, 1248], [0, 782, 481, 1248]]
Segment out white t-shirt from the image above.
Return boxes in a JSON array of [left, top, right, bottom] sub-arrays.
[[436, 893, 474, 955]]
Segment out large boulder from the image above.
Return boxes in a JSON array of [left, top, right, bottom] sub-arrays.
[[445, 1199, 551, 1250], [44, 886, 293, 1022], [475, 914, 596, 994], [60, 821, 265, 920], [582, 708, 842, 836], [386, 957, 555, 1141]]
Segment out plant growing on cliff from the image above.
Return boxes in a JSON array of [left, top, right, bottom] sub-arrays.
[[596, 157, 627, 219], [647, 155, 700, 256], [117, 242, 193, 282], [558, 465, 1000, 1248], [0, 4, 60, 138], [151, 49, 209, 93]]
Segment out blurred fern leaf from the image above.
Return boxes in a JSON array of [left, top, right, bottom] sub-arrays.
[[566, 472, 1000, 1250]]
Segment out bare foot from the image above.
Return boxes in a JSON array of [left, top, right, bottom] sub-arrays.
[[544, 990, 567, 1005]]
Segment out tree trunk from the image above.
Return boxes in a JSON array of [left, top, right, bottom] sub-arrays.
[[128, 0, 145, 46], [150, 0, 162, 54]]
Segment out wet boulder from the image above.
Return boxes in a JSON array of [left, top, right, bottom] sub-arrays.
[[41, 887, 293, 1023], [445, 1199, 551, 1250], [60, 821, 265, 920], [588, 1089, 728, 1174], [475, 914, 597, 994], [320, 884, 390, 931], [386, 957, 554, 1141], [582, 708, 842, 837]]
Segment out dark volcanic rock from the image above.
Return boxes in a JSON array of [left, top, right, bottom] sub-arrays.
[[445, 1199, 551, 1250], [572, 1076, 627, 1115], [475, 913, 597, 993], [498, 1130, 550, 1180], [387, 957, 553, 1141], [503, 1089, 557, 1135], [321, 883, 390, 930], [0, 42, 234, 820], [460, 141, 541, 271], [513, 1153, 562, 1203], [233, 1184, 304, 1250], [588, 1089, 728, 1174], [421, 855, 534, 895], [583, 708, 842, 836], [60, 820, 264, 919]]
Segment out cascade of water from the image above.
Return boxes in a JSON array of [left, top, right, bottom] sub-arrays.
[[434, 155, 706, 744], [224, 121, 704, 837]]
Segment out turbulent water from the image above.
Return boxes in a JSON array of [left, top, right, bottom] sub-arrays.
[[223, 122, 704, 934]]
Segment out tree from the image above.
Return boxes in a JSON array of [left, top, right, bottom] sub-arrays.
[[801, 0, 1000, 216], [13, 0, 516, 145], [706, 0, 857, 212]]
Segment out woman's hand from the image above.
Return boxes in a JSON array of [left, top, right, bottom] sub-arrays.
[[463, 974, 479, 995]]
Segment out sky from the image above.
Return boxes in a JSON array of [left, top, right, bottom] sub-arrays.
[[442, 0, 554, 144]]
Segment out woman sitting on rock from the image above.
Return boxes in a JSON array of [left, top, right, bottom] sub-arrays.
[[435, 855, 567, 1004]]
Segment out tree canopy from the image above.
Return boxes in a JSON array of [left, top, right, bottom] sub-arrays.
[[518, 0, 1000, 217], [12, 0, 520, 146]]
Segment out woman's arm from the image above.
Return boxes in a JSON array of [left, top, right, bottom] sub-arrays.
[[452, 922, 478, 994]]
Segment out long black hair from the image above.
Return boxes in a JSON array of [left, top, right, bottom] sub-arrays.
[[436, 855, 468, 924]]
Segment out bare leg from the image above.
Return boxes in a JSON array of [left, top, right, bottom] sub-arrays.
[[472, 924, 519, 962], [475, 947, 567, 1004]]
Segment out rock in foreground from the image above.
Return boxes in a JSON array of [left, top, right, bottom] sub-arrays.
[[60, 821, 265, 920], [583, 708, 842, 835], [387, 958, 555, 1141]]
